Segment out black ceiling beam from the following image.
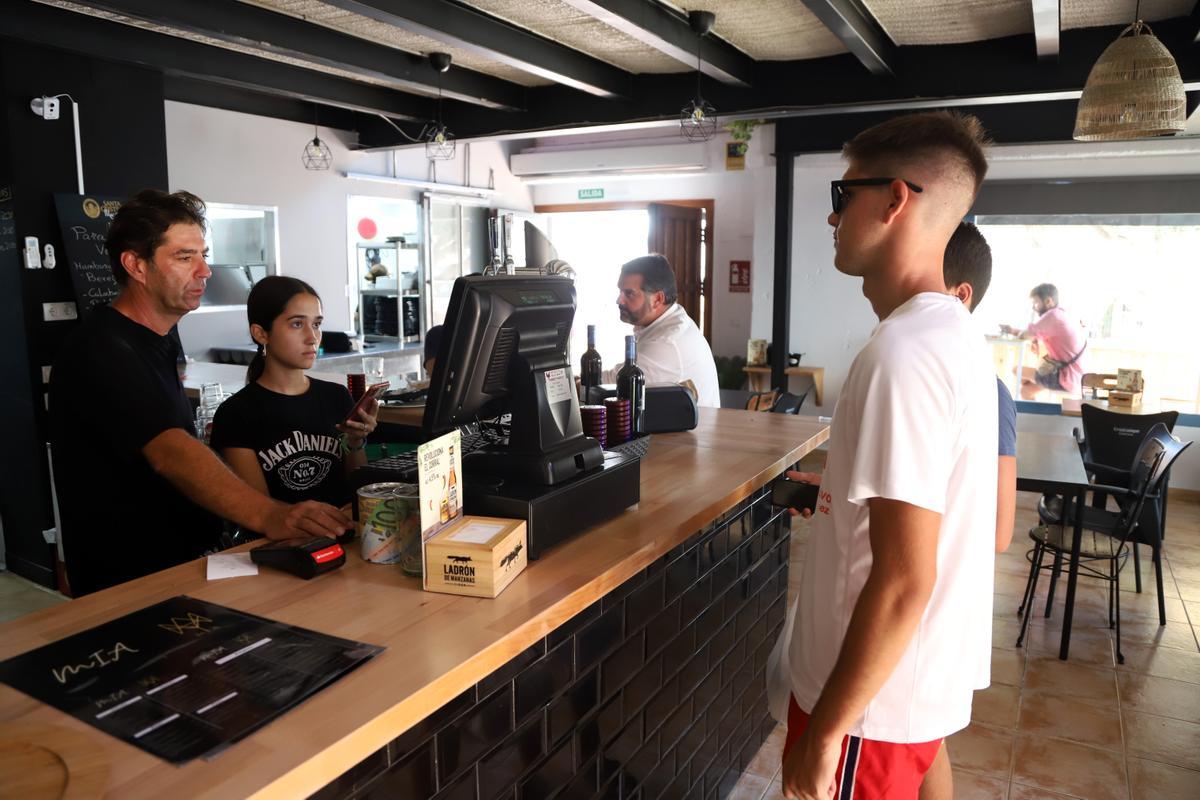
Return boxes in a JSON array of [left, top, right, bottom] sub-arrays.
[[797, 0, 897, 77], [163, 75, 360, 132], [59, 0, 525, 111], [557, 0, 755, 87], [1031, 0, 1060, 60], [323, 0, 632, 99], [6, 1, 432, 121], [431, 17, 1200, 146]]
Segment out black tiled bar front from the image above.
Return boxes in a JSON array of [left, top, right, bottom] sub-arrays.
[[312, 487, 789, 800]]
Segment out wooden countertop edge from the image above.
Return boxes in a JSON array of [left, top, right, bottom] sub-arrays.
[[249, 427, 828, 798]]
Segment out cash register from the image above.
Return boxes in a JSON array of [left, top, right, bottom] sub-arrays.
[[354, 274, 640, 558]]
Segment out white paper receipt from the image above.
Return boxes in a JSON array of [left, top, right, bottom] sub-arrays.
[[449, 521, 507, 545], [543, 368, 572, 404], [206, 553, 259, 580]]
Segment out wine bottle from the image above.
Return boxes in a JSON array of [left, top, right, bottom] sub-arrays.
[[615, 335, 646, 435], [580, 325, 602, 398]]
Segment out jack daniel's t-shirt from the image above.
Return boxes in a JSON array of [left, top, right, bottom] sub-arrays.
[[210, 378, 355, 507]]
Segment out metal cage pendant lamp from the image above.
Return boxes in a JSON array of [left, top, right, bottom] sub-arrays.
[[301, 108, 332, 170], [1073, 2, 1186, 141], [680, 10, 717, 142], [426, 52, 456, 161]]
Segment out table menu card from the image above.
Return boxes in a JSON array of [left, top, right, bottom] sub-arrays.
[[0, 596, 383, 764]]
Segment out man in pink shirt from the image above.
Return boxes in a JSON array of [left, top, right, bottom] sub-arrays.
[[1000, 283, 1087, 399]]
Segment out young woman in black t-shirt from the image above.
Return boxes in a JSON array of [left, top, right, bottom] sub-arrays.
[[210, 277, 378, 508]]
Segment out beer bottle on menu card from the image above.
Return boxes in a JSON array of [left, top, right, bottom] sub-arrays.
[[580, 325, 602, 396], [616, 335, 645, 435]]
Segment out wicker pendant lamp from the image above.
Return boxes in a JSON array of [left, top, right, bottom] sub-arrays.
[[1073, 16, 1186, 141]]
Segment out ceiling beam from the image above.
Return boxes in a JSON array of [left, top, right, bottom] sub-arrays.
[[6, 1, 432, 121], [50, 0, 525, 111], [1031, 0, 1060, 59], [557, 0, 755, 87], [797, 0, 897, 77], [322, 0, 632, 99]]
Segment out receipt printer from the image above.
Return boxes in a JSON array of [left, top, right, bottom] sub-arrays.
[[642, 384, 699, 433]]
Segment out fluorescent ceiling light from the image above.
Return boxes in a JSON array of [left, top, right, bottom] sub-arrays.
[[343, 172, 496, 198], [520, 168, 707, 186]]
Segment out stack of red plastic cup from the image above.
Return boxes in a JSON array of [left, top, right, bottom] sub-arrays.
[[580, 405, 608, 448], [604, 397, 632, 445]]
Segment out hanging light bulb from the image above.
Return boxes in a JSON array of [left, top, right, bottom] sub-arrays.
[[301, 108, 332, 170], [426, 52, 456, 161], [1073, 2, 1186, 141], [680, 10, 718, 142]]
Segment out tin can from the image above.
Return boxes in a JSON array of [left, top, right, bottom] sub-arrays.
[[358, 482, 419, 566]]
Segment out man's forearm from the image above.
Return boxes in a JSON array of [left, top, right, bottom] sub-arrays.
[[806, 574, 931, 743], [145, 429, 278, 531]]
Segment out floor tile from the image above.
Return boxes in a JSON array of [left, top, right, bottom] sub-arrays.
[[1113, 618, 1199, 653], [991, 647, 1026, 688], [1022, 654, 1119, 708], [952, 768, 1010, 800], [1010, 734, 1128, 800], [1126, 757, 1200, 800], [945, 722, 1014, 778], [1009, 784, 1082, 800], [1123, 711, 1200, 771], [760, 776, 785, 800], [743, 727, 785, 779], [728, 770, 771, 800], [1016, 692, 1124, 752], [1118, 671, 1200, 724], [1022, 623, 1116, 668], [0, 572, 67, 625], [973, 684, 1021, 729], [1119, 641, 1200, 684]]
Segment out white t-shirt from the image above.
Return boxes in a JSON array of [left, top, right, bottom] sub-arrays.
[[606, 303, 721, 408], [768, 292, 997, 743]]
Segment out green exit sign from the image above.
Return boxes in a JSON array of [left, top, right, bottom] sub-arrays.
[[578, 188, 605, 200]]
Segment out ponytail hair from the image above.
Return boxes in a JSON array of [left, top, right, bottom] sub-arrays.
[[245, 275, 320, 383]]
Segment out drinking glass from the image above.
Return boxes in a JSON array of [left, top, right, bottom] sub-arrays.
[[362, 356, 386, 385]]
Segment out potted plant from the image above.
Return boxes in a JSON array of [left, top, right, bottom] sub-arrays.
[[725, 119, 764, 156]]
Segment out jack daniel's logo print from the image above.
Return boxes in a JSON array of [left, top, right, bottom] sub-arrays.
[[258, 430, 339, 491]]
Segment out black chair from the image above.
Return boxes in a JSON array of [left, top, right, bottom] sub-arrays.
[[1036, 406, 1179, 616], [769, 390, 808, 415], [1017, 423, 1190, 662]]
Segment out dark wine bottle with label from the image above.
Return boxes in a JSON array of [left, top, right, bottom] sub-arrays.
[[580, 324, 602, 396], [615, 334, 645, 435]]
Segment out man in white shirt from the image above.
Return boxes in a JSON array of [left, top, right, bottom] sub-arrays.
[[770, 112, 997, 800], [606, 254, 720, 407]]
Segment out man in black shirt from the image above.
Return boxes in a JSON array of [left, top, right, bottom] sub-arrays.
[[49, 190, 350, 595]]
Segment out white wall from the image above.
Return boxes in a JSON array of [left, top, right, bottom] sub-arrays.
[[528, 126, 776, 358], [164, 101, 532, 354]]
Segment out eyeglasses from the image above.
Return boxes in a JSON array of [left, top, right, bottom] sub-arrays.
[[830, 178, 923, 215]]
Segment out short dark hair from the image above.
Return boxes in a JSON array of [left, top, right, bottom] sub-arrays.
[[843, 111, 990, 197], [1030, 283, 1058, 304], [620, 254, 677, 305], [944, 222, 992, 312], [106, 189, 206, 285]]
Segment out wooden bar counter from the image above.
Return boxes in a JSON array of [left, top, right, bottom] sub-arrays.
[[0, 410, 827, 799]]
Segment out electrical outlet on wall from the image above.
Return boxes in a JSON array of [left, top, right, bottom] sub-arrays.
[[42, 301, 78, 321]]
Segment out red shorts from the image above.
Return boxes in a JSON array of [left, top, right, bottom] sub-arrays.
[[784, 696, 942, 799]]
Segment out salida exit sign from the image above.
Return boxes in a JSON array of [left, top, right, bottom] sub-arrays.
[[578, 188, 604, 200]]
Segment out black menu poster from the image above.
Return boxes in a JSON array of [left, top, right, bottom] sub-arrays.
[[53, 193, 124, 315], [0, 596, 383, 764]]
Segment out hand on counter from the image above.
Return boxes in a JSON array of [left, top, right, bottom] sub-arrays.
[[263, 500, 352, 541], [785, 470, 822, 518]]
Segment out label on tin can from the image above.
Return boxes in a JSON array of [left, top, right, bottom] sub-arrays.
[[358, 482, 418, 565]]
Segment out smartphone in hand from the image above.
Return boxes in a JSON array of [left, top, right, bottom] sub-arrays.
[[771, 477, 820, 513], [343, 381, 388, 427]]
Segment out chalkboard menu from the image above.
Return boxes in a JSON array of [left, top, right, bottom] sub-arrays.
[[0, 596, 383, 764], [0, 186, 15, 258], [54, 193, 124, 315]]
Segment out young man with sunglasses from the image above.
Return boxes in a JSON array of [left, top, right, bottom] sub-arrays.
[[770, 112, 997, 800]]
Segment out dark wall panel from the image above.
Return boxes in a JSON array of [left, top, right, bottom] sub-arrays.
[[0, 39, 169, 585]]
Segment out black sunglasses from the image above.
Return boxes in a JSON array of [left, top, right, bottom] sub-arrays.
[[830, 178, 923, 214]]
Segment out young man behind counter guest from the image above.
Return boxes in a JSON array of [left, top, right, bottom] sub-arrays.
[[768, 112, 997, 800], [603, 254, 720, 408], [49, 189, 351, 596]]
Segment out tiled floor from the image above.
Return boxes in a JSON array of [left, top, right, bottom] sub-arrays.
[[0, 569, 68, 624], [732, 450, 1200, 799]]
